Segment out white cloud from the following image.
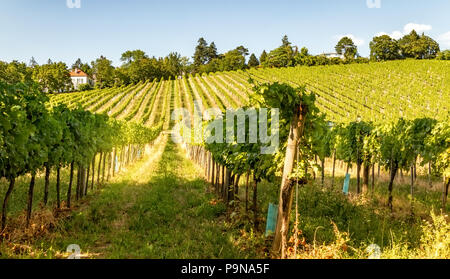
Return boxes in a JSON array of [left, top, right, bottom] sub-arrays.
[[438, 31, 450, 47], [334, 34, 365, 46], [375, 31, 403, 40], [375, 32, 387, 37], [375, 23, 433, 40], [403, 23, 432, 34], [391, 31, 404, 40]]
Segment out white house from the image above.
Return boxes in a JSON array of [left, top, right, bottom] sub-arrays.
[[321, 53, 345, 59], [70, 68, 94, 90]]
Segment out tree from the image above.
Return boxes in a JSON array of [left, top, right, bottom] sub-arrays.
[[115, 51, 191, 84], [419, 35, 440, 59], [398, 30, 421, 58], [294, 47, 312, 65], [335, 37, 357, 59], [282, 35, 291, 47], [91, 56, 115, 88], [193, 38, 210, 67], [0, 60, 33, 85], [398, 30, 440, 59], [114, 66, 131, 86], [264, 46, 294, 68], [370, 35, 401, 61], [29, 57, 38, 68], [259, 50, 268, 65], [32, 61, 73, 93], [126, 56, 160, 83], [119, 50, 159, 84], [120, 50, 148, 64], [263, 36, 295, 68], [436, 50, 450, 60], [299, 47, 309, 57], [72, 58, 92, 76], [207, 42, 219, 62], [216, 47, 248, 72], [236, 45, 249, 57], [248, 53, 260, 67], [163, 52, 185, 77], [72, 58, 83, 70]]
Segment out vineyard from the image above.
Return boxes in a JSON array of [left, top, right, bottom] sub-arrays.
[[49, 60, 449, 123], [1, 60, 449, 259]]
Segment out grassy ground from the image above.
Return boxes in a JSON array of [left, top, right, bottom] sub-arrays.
[[0, 135, 448, 259], [0, 136, 255, 259], [251, 168, 449, 258]]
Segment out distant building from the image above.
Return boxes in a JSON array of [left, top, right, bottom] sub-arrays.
[[321, 53, 345, 59], [70, 68, 94, 90]]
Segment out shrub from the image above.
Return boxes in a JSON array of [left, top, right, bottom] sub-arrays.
[[78, 83, 93, 91], [436, 50, 450, 60]]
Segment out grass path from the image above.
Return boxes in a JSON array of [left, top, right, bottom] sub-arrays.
[[26, 135, 249, 259]]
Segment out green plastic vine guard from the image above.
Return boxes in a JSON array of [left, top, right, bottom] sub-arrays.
[[115, 156, 119, 172], [343, 173, 351, 195], [265, 203, 278, 237]]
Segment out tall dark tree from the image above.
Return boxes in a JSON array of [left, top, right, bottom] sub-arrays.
[[248, 53, 260, 67], [72, 58, 83, 70], [72, 58, 92, 76], [282, 35, 291, 47], [236, 46, 249, 57], [29, 57, 38, 68], [193, 38, 210, 67], [259, 50, 268, 65], [207, 42, 219, 62]]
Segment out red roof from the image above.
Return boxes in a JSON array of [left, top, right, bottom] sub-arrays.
[[70, 69, 88, 77]]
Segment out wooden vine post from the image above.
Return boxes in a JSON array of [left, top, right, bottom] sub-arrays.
[[272, 102, 308, 259], [443, 176, 449, 211]]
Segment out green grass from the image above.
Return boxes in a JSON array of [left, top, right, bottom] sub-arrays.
[[1, 137, 254, 259], [0, 138, 447, 259], [252, 172, 448, 257]]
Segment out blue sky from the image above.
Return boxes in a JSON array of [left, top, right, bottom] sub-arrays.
[[1, 0, 449, 66]]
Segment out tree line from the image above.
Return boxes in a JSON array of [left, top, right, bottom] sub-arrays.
[[0, 52, 190, 93], [1, 31, 447, 93], [369, 30, 442, 61]]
